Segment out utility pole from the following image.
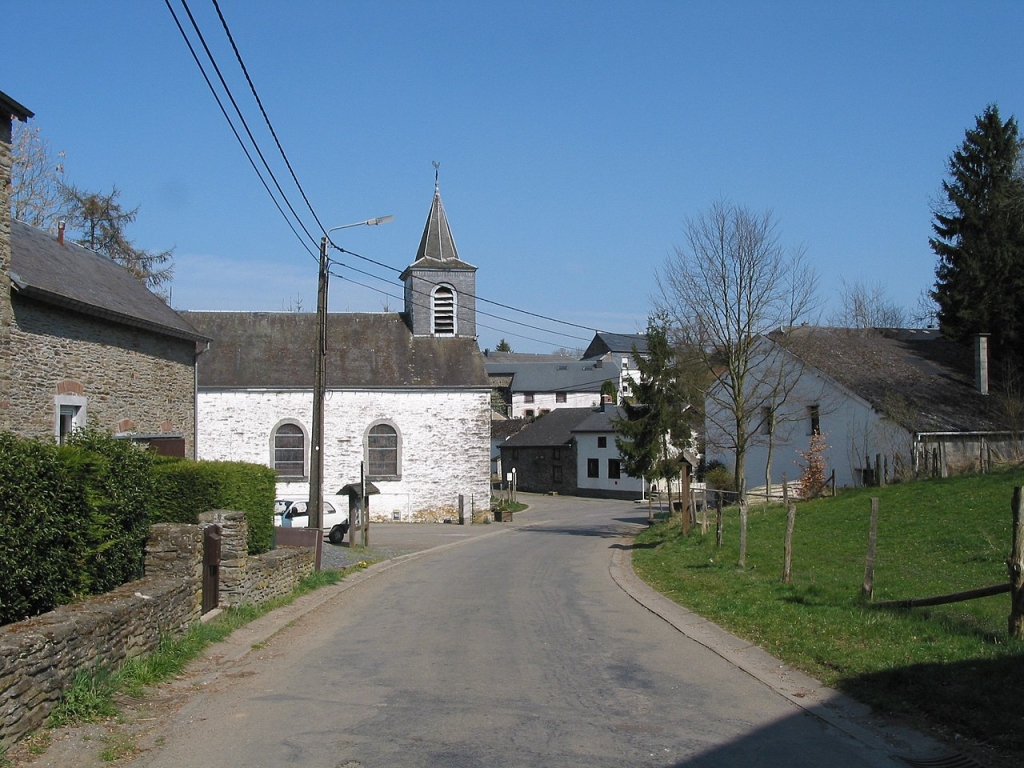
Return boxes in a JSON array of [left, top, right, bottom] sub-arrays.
[[308, 235, 329, 531], [308, 216, 393, 535]]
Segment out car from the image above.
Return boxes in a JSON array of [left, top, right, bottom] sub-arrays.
[[274, 499, 351, 544]]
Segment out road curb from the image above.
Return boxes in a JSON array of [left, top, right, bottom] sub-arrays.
[[608, 535, 948, 764]]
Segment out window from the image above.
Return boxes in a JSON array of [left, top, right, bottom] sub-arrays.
[[524, 409, 535, 419], [808, 405, 821, 436], [597, 436, 607, 448], [432, 285, 456, 336], [553, 448, 561, 461], [272, 422, 306, 477], [552, 466, 563, 483], [587, 458, 599, 478], [54, 394, 87, 445], [608, 459, 621, 479], [555, 392, 567, 403], [524, 392, 535, 403], [367, 422, 400, 479]]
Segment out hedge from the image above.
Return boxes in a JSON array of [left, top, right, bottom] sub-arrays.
[[151, 459, 275, 554]]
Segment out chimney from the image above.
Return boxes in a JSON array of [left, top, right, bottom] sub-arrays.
[[601, 393, 613, 412], [974, 333, 990, 395], [57, 220, 65, 245]]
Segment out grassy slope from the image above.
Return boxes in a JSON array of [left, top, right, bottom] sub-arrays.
[[632, 469, 1024, 754]]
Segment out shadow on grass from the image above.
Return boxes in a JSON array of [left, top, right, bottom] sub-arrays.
[[838, 652, 1024, 757]]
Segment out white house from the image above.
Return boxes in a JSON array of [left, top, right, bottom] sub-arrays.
[[185, 181, 492, 521], [705, 326, 1018, 493], [484, 356, 620, 419]]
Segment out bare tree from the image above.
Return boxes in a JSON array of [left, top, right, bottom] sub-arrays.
[[9, 121, 67, 230], [655, 200, 820, 500], [832, 278, 906, 328]]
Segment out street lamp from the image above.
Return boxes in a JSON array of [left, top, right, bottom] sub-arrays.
[[309, 215, 394, 533]]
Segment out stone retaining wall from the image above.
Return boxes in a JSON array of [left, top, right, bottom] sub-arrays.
[[0, 516, 316, 747], [0, 525, 202, 745]]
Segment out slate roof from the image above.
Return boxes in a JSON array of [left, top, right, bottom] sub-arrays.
[[183, 311, 488, 389], [572, 405, 626, 433], [9, 220, 208, 343], [501, 408, 596, 447], [491, 418, 530, 441], [484, 359, 620, 393], [772, 326, 1007, 434], [582, 332, 647, 359], [0, 90, 33, 122], [410, 183, 475, 269]]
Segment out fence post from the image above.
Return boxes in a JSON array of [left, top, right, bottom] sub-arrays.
[[782, 473, 789, 506], [862, 497, 879, 601], [715, 495, 724, 548], [782, 504, 796, 584], [1009, 487, 1024, 640], [738, 499, 748, 568]]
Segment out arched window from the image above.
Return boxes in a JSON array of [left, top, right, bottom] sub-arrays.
[[432, 284, 456, 336], [366, 422, 400, 480], [272, 422, 306, 477]]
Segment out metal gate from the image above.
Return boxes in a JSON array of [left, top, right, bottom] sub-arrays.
[[202, 525, 221, 614]]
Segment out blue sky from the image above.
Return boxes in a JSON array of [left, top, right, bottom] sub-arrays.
[[7, 1, 1024, 353]]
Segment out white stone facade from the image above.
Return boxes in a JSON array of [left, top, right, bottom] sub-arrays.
[[513, 391, 601, 419], [197, 387, 492, 522]]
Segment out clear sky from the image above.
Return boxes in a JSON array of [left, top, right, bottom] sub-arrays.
[[7, 1, 1024, 353]]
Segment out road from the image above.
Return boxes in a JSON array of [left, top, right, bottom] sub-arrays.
[[127, 495, 938, 767]]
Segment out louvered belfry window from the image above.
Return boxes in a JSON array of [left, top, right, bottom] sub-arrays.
[[432, 285, 456, 336]]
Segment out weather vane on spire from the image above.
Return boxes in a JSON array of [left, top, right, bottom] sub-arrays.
[[432, 160, 440, 191]]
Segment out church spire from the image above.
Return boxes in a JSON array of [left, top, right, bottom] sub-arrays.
[[414, 161, 461, 263]]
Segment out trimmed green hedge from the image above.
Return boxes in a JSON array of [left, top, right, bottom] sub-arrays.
[[151, 459, 275, 555], [0, 430, 276, 625]]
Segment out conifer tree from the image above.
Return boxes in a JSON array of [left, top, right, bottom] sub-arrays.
[[613, 315, 692, 518], [931, 104, 1024, 360]]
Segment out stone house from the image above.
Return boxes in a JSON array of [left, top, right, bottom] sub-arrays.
[[704, 326, 1021, 492], [184, 181, 492, 521], [500, 402, 644, 499], [0, 90, 208, 455]]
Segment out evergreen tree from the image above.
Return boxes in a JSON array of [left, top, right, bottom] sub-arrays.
[[613, 316, 692, 517], [495, 338, 513, 352], [930, 104, 1024, 360], [62, 185, 174, 295]]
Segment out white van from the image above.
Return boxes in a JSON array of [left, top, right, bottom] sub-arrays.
[[274, 499, 351, 544]]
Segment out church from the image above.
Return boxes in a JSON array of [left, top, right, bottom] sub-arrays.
[[184, 180, 492, 522]]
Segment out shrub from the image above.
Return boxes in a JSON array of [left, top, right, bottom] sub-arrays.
[[151, 459, 275, 554], [0, 433, 89, 624]]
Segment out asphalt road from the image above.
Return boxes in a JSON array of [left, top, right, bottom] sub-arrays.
[[126, 495, 943, 768]]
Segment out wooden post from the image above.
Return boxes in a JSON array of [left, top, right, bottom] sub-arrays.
[[782, 473, 788, 506], [782, 504, 796, 584], [830, 469, 836, 496], [680, 465, 691, 536], [1009, 487, 1024, 640], [715, 495, 724, 548], [862, 497, 879, 601], [875, 454, 884, 487], [738, 499, 748, 568]]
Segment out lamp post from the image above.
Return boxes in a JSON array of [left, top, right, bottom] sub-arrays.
[[308, 215, 393, 533]]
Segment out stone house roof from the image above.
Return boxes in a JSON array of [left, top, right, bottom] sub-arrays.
[[770, 326, 1007, 434], [502, 405, 623, 448], [183, 310, 488, 389], [484, 359, 620, 393], [9, 220, 207, 343]]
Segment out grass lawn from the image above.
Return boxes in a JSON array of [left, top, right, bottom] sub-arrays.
[[631, 469, 1024, 757]]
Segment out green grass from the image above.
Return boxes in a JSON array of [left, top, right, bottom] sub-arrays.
[[632, 469, 1024, 754]]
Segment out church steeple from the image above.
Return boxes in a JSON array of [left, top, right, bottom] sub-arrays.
[[401, 165, 477, 339], [414, 162, 461, 263]]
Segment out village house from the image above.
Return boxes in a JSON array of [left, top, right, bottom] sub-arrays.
[[500, 401, 644, 499], [184, 180, 492, 521], [0, 90, 207, 455], [484, 355, 620, 419], [704, 326, 1020, 493]]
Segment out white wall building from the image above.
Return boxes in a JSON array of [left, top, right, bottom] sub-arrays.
[[186, 180, 492, 521]]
